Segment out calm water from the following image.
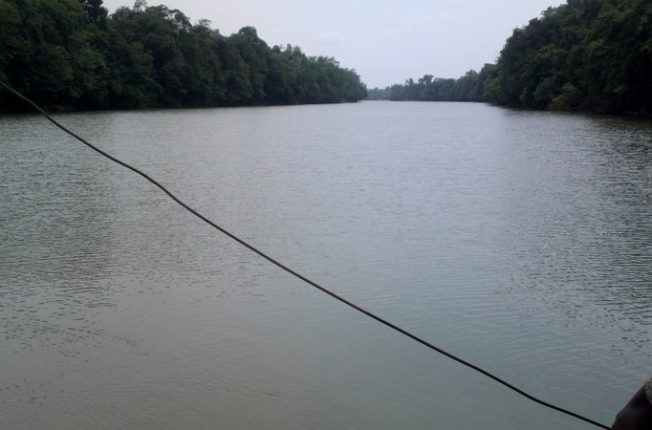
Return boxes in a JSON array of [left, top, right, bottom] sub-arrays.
[[1, 101, 650, 429]]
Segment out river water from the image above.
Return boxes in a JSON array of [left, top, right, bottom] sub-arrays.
[[1, 101, 650, 429]]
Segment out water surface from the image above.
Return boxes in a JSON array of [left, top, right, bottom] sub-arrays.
[[1, 101, 650, 429]]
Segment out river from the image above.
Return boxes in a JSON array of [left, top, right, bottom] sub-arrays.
[[1, 101, 650, 429]]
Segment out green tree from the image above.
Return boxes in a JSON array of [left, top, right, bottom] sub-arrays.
[[0, 0, 366, 112]]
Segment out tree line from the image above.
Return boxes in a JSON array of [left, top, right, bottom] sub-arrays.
[[0, 0, 367, 112], [372, 0, 652, 116], [368, 69, 489, 103]]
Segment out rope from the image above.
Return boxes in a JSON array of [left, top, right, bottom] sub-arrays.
[[0, 80, 611, 430]]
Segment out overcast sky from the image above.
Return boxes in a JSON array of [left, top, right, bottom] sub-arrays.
[[102, 0, 565, 88]]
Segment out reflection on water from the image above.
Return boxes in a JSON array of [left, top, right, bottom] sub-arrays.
[[0, 102, 650, 429]]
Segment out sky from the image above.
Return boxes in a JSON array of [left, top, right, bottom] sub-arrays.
[[102, 0, 566, 89]]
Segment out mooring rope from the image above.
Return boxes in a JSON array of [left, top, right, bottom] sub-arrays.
[[0, 80, 610, 429]]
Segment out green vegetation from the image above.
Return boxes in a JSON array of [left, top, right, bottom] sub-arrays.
[[0, 0, 366, 112], [378, 69, 488, 103], [374, 0, 652, 115]]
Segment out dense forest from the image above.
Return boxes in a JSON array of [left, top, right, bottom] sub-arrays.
[[374, 0, 652, 115], [0, 0, 367, 112], [371, 69, 490, 103]]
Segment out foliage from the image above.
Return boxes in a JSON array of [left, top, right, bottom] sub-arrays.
[[484, 0, 652, 114], [381, 70, 483, 102], [0, 0, 366, 112], [365, 87, 390, 100], [382, 0, 652, 115]]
